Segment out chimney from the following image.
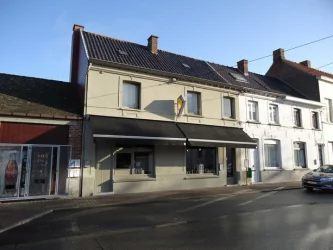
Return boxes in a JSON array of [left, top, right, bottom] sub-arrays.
[[273, 48, 285, 62], [70, 24, 84, 84], [300, 60, 311, 68], [237, 59, 249, 76], [147, 35, 158, 54]]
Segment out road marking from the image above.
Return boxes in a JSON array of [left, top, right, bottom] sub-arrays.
[[155, 221, 187, 228], [178, 189, 250, 213], [238, 186, 284, 206]]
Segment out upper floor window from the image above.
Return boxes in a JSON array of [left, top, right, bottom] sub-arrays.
[[122, 82, 140, 109], [312, 112, 319, 129], [324, 98, 333, 123], [247, 101, 258, 121], [293, 108, 302, 127], [269, 104, 279, 124], [223, 97, 235, 119], [187, 91, 201, 115]]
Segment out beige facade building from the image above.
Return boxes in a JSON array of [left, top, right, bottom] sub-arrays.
[[70, 25, 256, 195]]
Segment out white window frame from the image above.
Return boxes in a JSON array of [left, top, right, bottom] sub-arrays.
[[293, 108, 302, 127], [122, 81, 141, 110], [293, 142, 307, 168], [223, 97, 235, 119], [268, 104, 279, 124], [187, 91, 201, 115], [311, 111, 320, 129], [263, 139, 281, 169], [324, 98, 333, 123], [247, 101, 258, 122], [328, 142, 333, 164]]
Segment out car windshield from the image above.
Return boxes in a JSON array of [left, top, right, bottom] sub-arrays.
[[316, 165, 333, 173]]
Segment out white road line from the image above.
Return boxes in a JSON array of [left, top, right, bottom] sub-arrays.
[[238, 186, 285, 206], [178, 189, 249, 213]]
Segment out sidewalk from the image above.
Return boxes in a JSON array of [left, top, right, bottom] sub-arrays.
[[0, 181, 301, 234]]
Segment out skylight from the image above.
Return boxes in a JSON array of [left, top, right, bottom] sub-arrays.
[[118, 49, 128, 56], [182, 63, 190, 68], [229, 72, 248, 83]]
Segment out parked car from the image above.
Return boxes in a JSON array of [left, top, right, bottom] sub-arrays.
[[302, 165, 333, 191]]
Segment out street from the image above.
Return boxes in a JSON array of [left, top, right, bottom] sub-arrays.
[[1, 187, 333, 249]]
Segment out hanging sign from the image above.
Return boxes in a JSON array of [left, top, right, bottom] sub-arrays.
[[177, 95, 186, 117]]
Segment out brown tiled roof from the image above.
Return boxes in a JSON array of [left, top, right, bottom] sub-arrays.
[[0, 73, 82, 119], [285, 60, 333, 79]]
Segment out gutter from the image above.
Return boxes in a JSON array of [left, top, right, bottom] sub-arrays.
[[316, 76, 333, 84], [89, 58, 285, 98], [284, 96, 326, 107]]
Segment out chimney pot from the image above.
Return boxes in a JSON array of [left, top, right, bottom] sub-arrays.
[[73, 24, 84, 31], [300, 60, 311, 68], [237, 59, 249, 75], [147, 35, 158, 54], [273, 48, 285, 62]]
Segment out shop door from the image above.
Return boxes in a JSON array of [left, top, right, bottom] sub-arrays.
[[226, 148, 236, 185]]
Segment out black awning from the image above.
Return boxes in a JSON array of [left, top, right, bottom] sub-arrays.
[[177, 123, 257, 148], [90, 116, 186, 146]]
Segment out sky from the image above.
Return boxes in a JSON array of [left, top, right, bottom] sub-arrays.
[[0, 0, 332, 81]]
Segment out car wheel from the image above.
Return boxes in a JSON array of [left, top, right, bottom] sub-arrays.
[[306, 187, 313, 191]]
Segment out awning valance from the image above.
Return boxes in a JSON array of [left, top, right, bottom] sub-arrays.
[[177, 123, 257, 148], [91, 116, 186, 146]]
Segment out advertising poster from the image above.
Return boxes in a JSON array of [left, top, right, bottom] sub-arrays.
[[0, 148, 21, 198]]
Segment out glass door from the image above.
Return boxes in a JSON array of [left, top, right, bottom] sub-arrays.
[[226, 148, 236, 185]]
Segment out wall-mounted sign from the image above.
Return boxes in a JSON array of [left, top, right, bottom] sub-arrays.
[[177, 95, 186, 117], [69, 159, 80, 168]]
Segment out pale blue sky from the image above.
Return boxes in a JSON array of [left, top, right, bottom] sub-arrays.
[[0, 0, 332, 81]]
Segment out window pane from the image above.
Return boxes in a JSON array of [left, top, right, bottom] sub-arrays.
[[116, 153, 131, 169], [188, 92, 199, 114], [312, 112, 318, 128], [294, 109, 301, 126], [224, 98, 234, 118], [269, 105, 278, 123], [264, 143, 279, 167], [123, 83, 139, 109], [186, 148, 216, 174]]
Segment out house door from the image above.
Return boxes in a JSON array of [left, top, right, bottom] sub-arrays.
[[249, 141, 260, 182], [318, 145, 324, 167], [226, 148, 236, 185]]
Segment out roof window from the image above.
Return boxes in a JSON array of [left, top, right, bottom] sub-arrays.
[[118, 49, 128, 56], [182, 63, 190, 68], [229, 72, 248, 83]]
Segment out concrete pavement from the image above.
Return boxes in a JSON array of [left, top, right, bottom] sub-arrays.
[[0, 182, 302, 235]]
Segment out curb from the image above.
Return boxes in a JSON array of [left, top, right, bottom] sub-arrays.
[[0, 209, 53, 234]]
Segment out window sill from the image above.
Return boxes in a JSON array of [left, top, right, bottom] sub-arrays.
[[293, 168, 309, 171], [312, 128, 322, 131], [184, 174, 219, 180], [268, 123, 281, 126], [293, 126, 304, 129], [185, 114, 203, 118], [221, 117, 237, 121], [263, 168, 283, 171], [113, 175, 156, 183], [118, 107, 142, 112], [322, 121, 333, 125], [247, 120, 261, 124]]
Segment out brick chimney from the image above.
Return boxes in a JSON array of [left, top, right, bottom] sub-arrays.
[[147, 35, 158, 54], [273, 48, 285, 62], [237, 59, 249, 76], [70, 24, 84, 84], [300, 60, 311, 68]]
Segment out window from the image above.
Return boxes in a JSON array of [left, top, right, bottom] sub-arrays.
[[186, 148, 216, 174], [122, 82, 140, 109], [318, 145, 324, 167], [182, 63, 190, 68], [264, 140, 280, 168], [115, 147, 153, 175], [294, 142, 306, 168], [312, 112, 319, 129], [324, 99, 333, 123], [118, 49, 128, 56], [269, 104, 279, 124], [187, 92, 201, 115], [293, 108, 302, 127], [229, 72, 248, 83], [223, 97, 235, 118], [328, 142, 333, 164], [248, 101, 258, 121]]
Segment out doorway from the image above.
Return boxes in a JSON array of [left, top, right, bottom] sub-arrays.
[[318, 145, 324, 167], [226, 147, 236, 185], [249, 140, 260, 182]]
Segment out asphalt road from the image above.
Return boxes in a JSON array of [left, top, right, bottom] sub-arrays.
[[1, 187, 333, 249]]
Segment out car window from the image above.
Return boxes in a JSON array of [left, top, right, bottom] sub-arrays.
[[317, 165, 333, 173]]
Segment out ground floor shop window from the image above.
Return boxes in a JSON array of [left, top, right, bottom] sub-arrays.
[[186, 147, 217, 174], [294, 142, 306, 168], [115, 146, 153, 175], [264, 140, 280, 168]]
